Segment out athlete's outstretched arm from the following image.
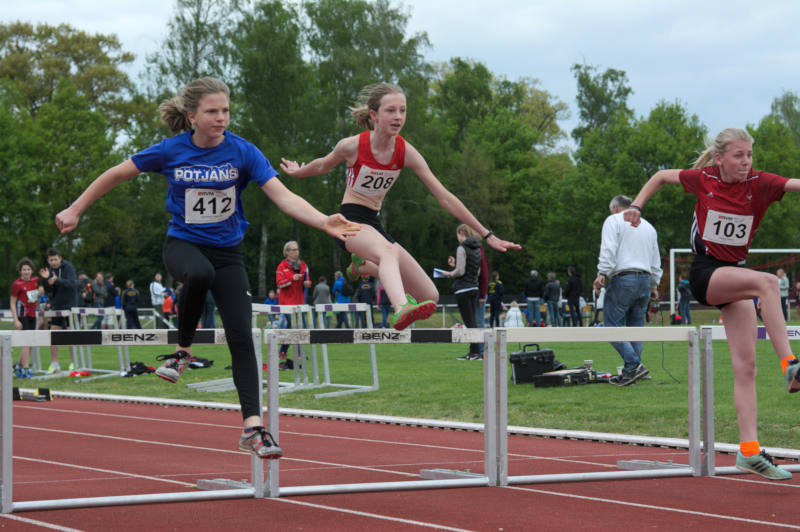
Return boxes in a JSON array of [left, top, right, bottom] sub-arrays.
[[624, 169, 681, 226], [261, 178, 360, 241], [404, 143, 521, 252], [55, 159, 142, 234], [280, 136, 357, 178], [783, 178, 800, 193]]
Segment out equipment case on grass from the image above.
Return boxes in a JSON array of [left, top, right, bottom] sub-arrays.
[[532, 368, 597, 387], [509, 343, 564, 384]]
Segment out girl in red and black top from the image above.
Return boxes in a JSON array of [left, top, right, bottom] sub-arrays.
[[281, 83, 520, 330], [626, 127, 800, 480], [10, 257, 39, 378]]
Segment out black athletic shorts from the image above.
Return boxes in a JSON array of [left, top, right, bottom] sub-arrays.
[[336, 203, 396, 250], [19, 316, 36, 330], [689, 253, 745, 308]]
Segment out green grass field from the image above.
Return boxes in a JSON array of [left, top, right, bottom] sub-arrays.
[[6, 308, 800, 448]]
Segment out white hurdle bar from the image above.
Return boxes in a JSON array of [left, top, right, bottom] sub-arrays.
[[262, 328, 496, 497], [501, 327, 705, 486], [1, 328, 273, 514], [69, 307, 131, 382], [313, 303, 380, 398]]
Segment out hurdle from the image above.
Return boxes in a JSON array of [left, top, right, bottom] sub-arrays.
[[696, 325, 800, 476], [189, 304, 318, 393], [69, 307, 131, 382], [312, 303, 379, 398], [257, 326, 712, 497], [1, 328, 274, 513], [0, 310, 43, 374], [261, 328, 497, 497]]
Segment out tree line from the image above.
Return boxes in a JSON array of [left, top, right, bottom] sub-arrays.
[[1, 0, 799, 303]]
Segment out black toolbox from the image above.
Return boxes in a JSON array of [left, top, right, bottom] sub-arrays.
[[532, 368, 597, 387], [509, 343, 563, 384]]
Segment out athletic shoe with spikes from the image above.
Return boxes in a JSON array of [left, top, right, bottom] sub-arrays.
[[390, 294, 437, 331], [346, 253, 366, 282], [238, 426, 283, 459], [786, 359, 800, 393], [155, 350, 193, 383], [735, 450, 792, 480]]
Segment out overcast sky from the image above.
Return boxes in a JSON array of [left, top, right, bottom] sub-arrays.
[[5, 0, 799, 149]]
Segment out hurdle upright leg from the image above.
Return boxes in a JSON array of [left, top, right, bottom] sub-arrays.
[[687, 328, 702, 476], [266, 332, 280, 497], [700, 327, 715, 475], [251, 329, 265, 499], [1, 335, 13, 513]]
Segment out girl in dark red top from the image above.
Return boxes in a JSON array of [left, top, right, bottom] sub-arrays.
[[626, 128, 800, 480], [10, 257, 39, 378], [281, 83, 520, 330]]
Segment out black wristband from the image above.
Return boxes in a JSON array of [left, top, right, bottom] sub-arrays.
[[483, 231, 494, 240], [629, 204, 642, 212]]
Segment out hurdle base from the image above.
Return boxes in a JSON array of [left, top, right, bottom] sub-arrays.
[[616, 459, 687, 471], [12, 387, 52, 402], [419, 468, 485, 480], [197, 478, 252, 491]]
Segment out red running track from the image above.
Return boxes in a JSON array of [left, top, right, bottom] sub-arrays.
[[2, 398, 799, 531]]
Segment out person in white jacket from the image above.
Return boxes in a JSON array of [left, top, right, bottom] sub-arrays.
[[503, 301, 526, 328]]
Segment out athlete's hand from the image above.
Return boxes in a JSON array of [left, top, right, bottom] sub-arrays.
[[486, 234, 522, 252], [55, 207, 80, 234], [323, 214, 361, 241], [279, 158, 306, 177], [623, 208, 641, 227]]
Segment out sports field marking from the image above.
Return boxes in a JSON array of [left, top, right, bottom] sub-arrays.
[[508, 485, 800, 529], [273, 497, 475, 532], [15, 456, 195, 487], [0, 513, 85, 531]]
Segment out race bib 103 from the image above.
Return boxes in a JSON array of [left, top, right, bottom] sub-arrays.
[[702, 209, 753, 246]]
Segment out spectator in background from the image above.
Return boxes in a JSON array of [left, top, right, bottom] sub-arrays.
[[121, 279, 141, 329], [149, 272, 166, 328], [332, 271, 351, 328], [311, 276, 332, 328], [90, 271, 107, 329], [524, 270, 543, 326], [591, 285, 605, 326], [487, 271, 504, 328], [594, 194, 662, 386], [10, 257, 39, 378], [276, 240, 310, 368], [377, 280, 391, 328], [103, 273, 120, 329], [353, 276, 375, 327], [543, 272, 561, 327], [565, 266, 583, 327], [39, 248, 78, 373], [473, 228, 489, 353], [777, 268, 789, 321], [263, 289, 279, 328], [503, 301, 526, 328], [163, 287, 175, 325], [441, 224, 482, 360], [677, 273, 692, 325], [77, 270, 93, 308], [201, 290, 216, 329]]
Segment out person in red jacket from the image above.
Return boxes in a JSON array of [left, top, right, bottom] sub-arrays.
[[275, 241, 310, 368]]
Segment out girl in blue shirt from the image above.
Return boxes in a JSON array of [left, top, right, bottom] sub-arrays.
[[55, 77, 359, 460]]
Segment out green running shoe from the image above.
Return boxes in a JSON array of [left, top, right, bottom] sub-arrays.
[[735, 450, 791, 480], [346, 253, 366, 281], [786, 359, 800, 393], [390, 294, 436, 331]]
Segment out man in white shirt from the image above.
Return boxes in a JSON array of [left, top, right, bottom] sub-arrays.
[[593, 195, 663, 386], [149, 272, 166, 329]]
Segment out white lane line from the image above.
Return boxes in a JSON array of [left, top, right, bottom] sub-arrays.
[[14, 425, 419, 478], [272, 497, 476, 532], [14, 456, 195, 487], [507, 485, 800, 529], [0, 513, 85, 531]]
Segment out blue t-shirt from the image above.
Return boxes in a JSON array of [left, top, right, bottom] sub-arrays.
[[131, 131, 278, 247]]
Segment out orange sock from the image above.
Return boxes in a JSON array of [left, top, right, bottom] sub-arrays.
[[781, 355, 797, 374], [740, 440, 760, 457]]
